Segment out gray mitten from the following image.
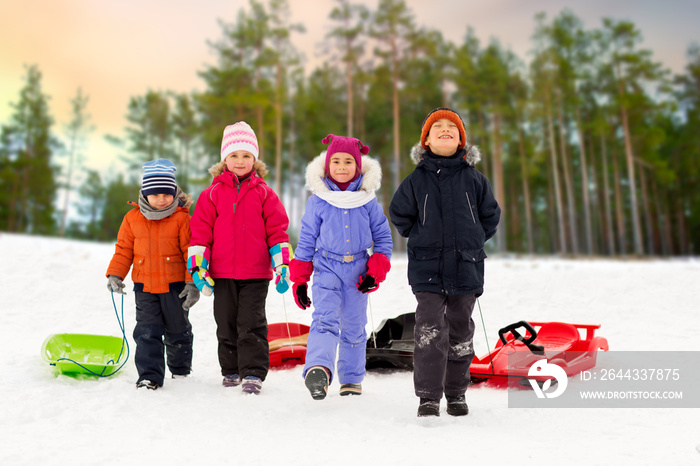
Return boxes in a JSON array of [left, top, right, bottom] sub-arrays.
[[179, 282, 200, 311], [107, 275, 126, 294]]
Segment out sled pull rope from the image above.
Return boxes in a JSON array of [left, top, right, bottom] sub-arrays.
[[280, 294, 294, 353], [55, 292, 130, 377], [368, 295, 377, 349], [477, 298, 495, 375]]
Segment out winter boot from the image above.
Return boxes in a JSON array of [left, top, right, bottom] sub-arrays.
[[241, 376, 263, 394], [446, 395, 469, 416], [305, 366, 330, 400], [136, 380, 159, 390], [222, 374, 241, 387], [417, 398, 440, 417], [339, 383, 362, 396]]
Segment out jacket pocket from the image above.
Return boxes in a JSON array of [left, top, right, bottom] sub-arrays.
[[132, 255, 146, 283], [163, 255, 185, 282], [408, 247, 442, 286], [457, 248, 487, 288]]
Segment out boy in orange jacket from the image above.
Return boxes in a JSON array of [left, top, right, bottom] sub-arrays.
[[106, 158, 197, 390]]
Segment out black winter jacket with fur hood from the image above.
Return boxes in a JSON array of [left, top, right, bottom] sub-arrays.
[[390, 143, 500, 296]]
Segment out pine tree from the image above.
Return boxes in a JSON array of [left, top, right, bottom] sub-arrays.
[[0, 64, 59, 234]]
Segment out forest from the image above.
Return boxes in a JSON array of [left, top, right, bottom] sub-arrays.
[[1, 0, 698, 256]]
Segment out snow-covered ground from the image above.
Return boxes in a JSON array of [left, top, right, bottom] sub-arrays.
[[2, 232, 699, 465]]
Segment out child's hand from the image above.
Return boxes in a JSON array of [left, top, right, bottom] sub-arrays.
[[357, 275, 379, 293], [274, 265, 292, 294], [179, 283, 200, 311], [187, 255, 215, 296], [293, 283, 312, 310], [191, 268, 214, 296], [270, 243, 293, 295], [107, 275, 126, 295]]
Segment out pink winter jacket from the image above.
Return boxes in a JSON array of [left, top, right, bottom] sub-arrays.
[[190, 165, 289, 280]]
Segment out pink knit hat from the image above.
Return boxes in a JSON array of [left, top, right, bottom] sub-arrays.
[[322, 134, 369, 173], [221, 121, 259, 161]]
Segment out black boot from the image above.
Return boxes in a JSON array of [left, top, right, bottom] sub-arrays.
[[417, 398, 440, 417], [305, 366, 329, 400], [446, 395, 469, 416]]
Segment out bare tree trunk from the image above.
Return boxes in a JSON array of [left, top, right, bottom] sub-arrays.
[[516, 114, 534, 254], [546, 156, 558, 253], [477, 111, 490, 178], [8, 170, 19, 232], [508, 177, 519, 248], [491, 110, 506, 252], [636, 162, 655, 255], [556, 93, 578, 255], [18, 147, 32, 232], [256, 107, 264, 161], [274, 62, 283, 194], [346, 46, 354, 137], [600, 132, 615, 255], [574, 107, 593, 254], [545, 91, 566, 253], [675, 198, 687, 255], [612, 148, 627, 254], [391, 38, 403, 252], [652, 180, 670, 255], [615, 63, 644, 255], [288, 114, 297, 228]]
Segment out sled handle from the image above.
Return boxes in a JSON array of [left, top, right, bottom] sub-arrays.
[[498, 321, 545, 355]]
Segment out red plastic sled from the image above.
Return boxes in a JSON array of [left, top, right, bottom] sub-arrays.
[[267, 322, 310, 369], [470, 321, 609, 387]]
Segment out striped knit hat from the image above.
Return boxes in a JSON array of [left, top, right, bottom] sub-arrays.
[[221, 121, 259, 161], [142, 158, 177, 197]]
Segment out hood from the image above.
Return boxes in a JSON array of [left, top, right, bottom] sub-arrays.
[[305, 152, 382, 195], [208, 160, 269, 179], [409, 143, 481, 166], [178, 190, 194, 209]]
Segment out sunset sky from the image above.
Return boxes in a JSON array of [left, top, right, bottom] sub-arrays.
[[1, 0, 698, 173]]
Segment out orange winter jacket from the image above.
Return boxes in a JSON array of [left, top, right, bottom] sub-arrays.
[[106, 203, 193, 294]]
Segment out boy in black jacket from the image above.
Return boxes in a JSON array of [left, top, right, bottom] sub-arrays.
[[390, 107, 501, 417]]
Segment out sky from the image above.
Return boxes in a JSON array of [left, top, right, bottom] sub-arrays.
[[1, 0, 698, 174]]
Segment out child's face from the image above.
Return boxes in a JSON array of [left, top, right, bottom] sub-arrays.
[[328, 152, 357, 183], [225, 150, 255, 178], [425, 118, 461, 156], [146, 193, 174, 210]]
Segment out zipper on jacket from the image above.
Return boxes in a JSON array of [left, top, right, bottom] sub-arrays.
[[422, 194, 428, 225], [466, 192, 476, 224], [233, 181, 242, 214]]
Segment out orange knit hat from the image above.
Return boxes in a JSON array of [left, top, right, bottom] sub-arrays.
[[420, 107, 467, 150]]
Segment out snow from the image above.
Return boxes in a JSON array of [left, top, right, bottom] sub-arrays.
[[2, 232, 699, 465]]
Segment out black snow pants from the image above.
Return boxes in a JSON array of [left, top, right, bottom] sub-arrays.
[[413, 291, 476, 400], [213, 278, 270, 380], [133, 282, 193, 386]]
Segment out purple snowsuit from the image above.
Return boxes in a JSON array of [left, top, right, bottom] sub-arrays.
[[296, 154, 393, 385]]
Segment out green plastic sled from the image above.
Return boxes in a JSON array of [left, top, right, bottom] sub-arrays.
[[41, 333, 127, 377]]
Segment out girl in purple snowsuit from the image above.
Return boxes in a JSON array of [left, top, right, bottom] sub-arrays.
[[290, 135, 393, 400]]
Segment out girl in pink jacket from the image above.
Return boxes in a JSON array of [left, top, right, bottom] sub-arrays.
[[188, 122, 292, 395]]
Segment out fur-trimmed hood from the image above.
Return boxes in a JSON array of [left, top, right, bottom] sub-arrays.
[[409, 143, 481, 166], [178, 190, 194, 209], [305, 152, 382, 195], [208, 159, 268, 179]]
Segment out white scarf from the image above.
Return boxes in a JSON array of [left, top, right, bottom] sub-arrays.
[[315, 190, 376, 209]]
